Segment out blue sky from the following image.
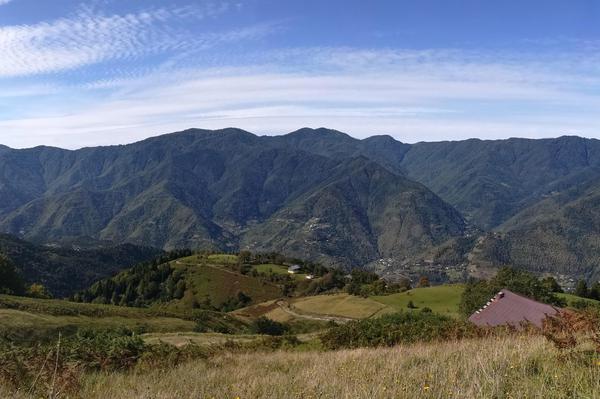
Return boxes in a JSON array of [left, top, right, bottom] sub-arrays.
[[1, 0, 600, 148]]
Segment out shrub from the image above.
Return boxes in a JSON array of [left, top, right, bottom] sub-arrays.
[[249, 317, 289, 336], [320, 311, 477, 350], [0, 327, 211, 396], [542, 308, 600, 353], [0, 255, 24, 295]]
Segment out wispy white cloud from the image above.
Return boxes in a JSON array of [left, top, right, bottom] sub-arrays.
[[0, 0, 13, 6], [0, 2, 271, 77], [2, 45, 600, 148]]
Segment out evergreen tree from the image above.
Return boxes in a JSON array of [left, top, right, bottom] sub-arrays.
[[0, 255, 24, 295], [588, 282, 600, 301], [574, 280, 589, 298]]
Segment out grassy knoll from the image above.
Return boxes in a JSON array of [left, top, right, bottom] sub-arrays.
[[171, 259, 282, 309], [253, 263, 288, 275], [71, 335, 600, 399], [253, 263, 308, 281], [206, 254, 238, 265], [371, 284, 465, 317]]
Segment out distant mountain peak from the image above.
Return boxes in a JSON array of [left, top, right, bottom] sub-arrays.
[[286, 127, 355, 140]]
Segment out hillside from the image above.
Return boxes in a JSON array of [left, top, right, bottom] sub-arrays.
[[398, 136, 600, 229], [242, 157, 464, 268], [0, 234, 161, 297]]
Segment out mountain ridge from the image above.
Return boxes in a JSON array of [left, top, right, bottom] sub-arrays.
[[2, 128, 600, 281]]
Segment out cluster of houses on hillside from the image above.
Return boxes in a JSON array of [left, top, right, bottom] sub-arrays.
[[287, 264, 314, 279]]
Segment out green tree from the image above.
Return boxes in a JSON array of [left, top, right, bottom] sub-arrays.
[[26, 283, 52, 299], [541, 276, 563, 293], [0, 255, 24, 295], [249, 317, 288, 336], [417, 276, 430, 288], [588, 282, 600, 301], [574, 280, 589, 298]]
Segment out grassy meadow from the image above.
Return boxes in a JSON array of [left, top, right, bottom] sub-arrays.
[[62, 335, 600, 399], [558, 292, 600, 307], [371, 284, 465, 317]]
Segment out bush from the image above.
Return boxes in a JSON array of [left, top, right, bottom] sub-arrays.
[[249, 317, 289, 336], [0, 327, 211, 396], [320, 312, 477, 350], [0, 255, 24, 295]]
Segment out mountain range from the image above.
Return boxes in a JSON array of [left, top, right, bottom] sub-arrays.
[[1, 128, 600, 283]]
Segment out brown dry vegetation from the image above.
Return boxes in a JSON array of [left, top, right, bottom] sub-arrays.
[[3, 335, 593, 399]]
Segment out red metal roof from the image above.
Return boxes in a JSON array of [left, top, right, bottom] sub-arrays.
[[468, 289, 559, 328]]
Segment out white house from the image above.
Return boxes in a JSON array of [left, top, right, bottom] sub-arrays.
[[287, 265, 301, 274]]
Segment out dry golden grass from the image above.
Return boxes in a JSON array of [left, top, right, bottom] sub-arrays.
[[75, 335, 600, 399], [141, 332, 262, 347]]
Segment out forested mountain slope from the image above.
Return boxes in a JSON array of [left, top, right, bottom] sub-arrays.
[[0, 234, 160, 297], [0, 129, 464, 271], [2, 128, 600, 280]]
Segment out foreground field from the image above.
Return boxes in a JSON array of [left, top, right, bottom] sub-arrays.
[[67, 335, 600, 399]]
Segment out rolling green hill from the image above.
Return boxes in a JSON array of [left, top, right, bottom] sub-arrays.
[[73, 253, 305, 312]]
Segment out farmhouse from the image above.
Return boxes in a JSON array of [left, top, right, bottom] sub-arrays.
[[287, 265, 301, 274], [469, 289, 560, 328]]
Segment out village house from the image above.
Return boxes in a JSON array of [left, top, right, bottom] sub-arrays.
[[287, 265, 301, 274], [469, 289, 560, 328]]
